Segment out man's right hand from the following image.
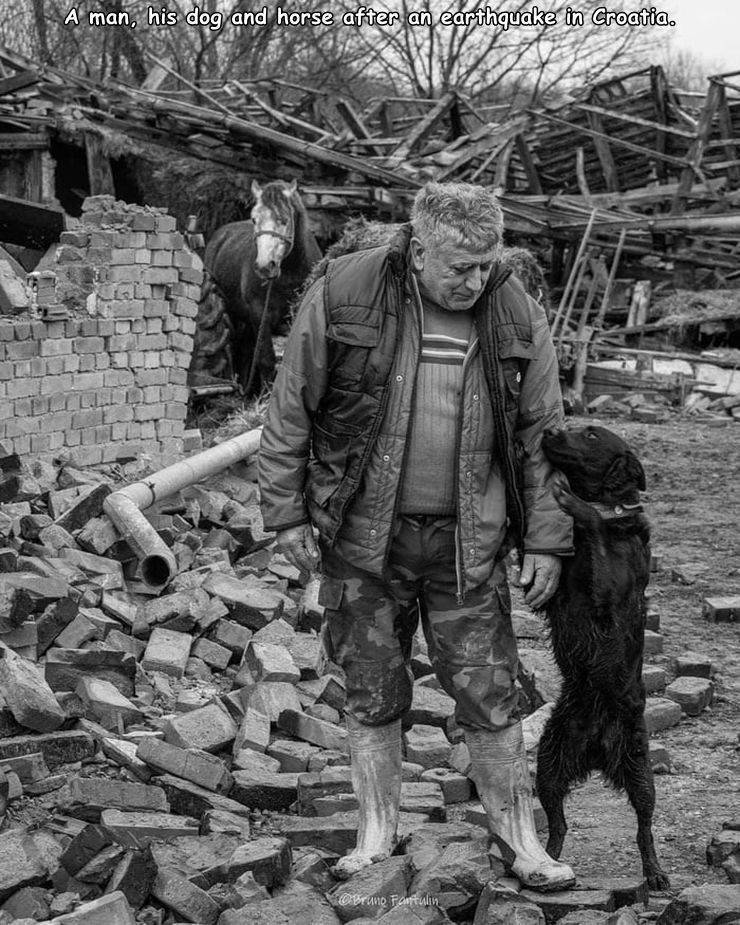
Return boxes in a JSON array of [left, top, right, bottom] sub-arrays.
[[275, 524, 320, 575]]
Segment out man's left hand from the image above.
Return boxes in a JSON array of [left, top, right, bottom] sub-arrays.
[[519, 553, 561, 610]]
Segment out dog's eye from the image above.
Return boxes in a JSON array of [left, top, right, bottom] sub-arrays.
[[587, 432, 598, 440]]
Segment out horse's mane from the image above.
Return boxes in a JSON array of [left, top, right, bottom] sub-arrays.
[[257, 180, 306, 222]]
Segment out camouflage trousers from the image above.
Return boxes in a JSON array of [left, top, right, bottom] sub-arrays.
[[320, 514, 520, 730]]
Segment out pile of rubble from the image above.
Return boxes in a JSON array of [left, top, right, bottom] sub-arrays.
[[0, 439, 737, 925]]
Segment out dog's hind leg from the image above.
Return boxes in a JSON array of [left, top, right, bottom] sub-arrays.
[[609, 724, 671, 891], [536, 707, 585, 860]]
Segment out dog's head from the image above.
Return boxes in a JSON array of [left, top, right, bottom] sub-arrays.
[[542, 425, 646, 507]]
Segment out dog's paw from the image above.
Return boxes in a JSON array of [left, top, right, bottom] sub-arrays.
[[554, 481, 602, 526], [647, 868, 671, 891]]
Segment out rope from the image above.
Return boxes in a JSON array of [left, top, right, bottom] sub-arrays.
[[243, 280, 274, 398]]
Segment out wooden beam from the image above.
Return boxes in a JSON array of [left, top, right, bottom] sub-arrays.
[[333, 99, 379, 155], [715, 84, 740, 186], [585, 109, 619, 192], [391, 91, 457, 160], [671, 80, 723, 214], [0, 192, 65, 249], [529, 108, 690, 169]]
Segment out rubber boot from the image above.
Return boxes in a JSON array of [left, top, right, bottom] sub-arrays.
[[331, 715, 402, 880], [467, 722, 576, 892]]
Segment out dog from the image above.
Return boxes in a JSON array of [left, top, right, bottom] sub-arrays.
[[535, 424, 670, 891]]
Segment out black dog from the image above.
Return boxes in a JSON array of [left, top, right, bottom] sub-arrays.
[[536, 425, 670, 891]]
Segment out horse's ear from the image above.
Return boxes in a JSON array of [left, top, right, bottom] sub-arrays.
[[251, 180, 262, 202], [285, 179, 298, 198]]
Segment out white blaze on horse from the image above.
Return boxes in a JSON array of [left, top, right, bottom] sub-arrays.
[[200, 179, 322, 396]]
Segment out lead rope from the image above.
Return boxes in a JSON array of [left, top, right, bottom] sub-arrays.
[[243, 280, 273, 399]]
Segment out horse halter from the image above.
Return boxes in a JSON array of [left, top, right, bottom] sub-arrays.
[[253, 211, 295, 256]]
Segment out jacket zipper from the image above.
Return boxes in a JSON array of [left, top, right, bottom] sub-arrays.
[[454, 334, 478, 606], [383, 284, 422, 570]]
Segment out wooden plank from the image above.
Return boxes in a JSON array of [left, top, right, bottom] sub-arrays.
[[391, 91, 457, 160], [333, 99, 379, 155], [0, 132, 48, 151], [514, 134, 542, 194], [0, 192, 65, 249], [0, 70, 38, 96], [575, 101, 695, 141], [585, 109, 620, 192]]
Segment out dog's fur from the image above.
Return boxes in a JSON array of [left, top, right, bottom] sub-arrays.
[[537, 425, 670, 890]]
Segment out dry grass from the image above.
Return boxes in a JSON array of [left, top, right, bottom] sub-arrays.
[[201, 392, 270, 448]]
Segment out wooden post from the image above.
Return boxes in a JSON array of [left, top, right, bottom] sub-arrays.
[[84, 132, 115, 197], [671, 80, 722, 214], [715, 82, 740, 187], [514, 134, 542, 195], [551, 209, 597, 338], [594, 229, 626, 330]]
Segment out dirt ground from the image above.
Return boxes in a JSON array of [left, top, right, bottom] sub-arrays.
[[528, 413, 740, 901]]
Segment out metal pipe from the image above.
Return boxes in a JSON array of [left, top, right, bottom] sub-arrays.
[[103, 427, 263, 590]]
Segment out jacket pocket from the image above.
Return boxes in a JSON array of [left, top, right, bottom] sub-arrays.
[[326, 307, 381, 390]]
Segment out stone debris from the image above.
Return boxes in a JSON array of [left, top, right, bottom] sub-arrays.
[[0, 422, 731, 924]]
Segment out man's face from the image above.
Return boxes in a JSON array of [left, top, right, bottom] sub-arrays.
[[410, 235, 498, 312]]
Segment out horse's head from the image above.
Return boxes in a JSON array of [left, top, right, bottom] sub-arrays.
[[251, 179, 297, 281]]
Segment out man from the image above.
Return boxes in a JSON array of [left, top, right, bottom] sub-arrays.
[[258, 182, 575, 891]]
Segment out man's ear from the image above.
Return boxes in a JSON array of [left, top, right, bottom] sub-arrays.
[[409, 236, 425, 272]]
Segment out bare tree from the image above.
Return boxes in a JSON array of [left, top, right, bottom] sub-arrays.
[[336, 0, 657, 108]]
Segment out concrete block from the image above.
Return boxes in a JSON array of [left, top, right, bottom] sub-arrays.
[[642, 665, 667, 694], [245, 640, 300, 683], [101, 809, 200, 845], [76, 677, 141, 730], [163, 699, 237, 753], [276, 708, 348, 753], [136, 737, 233, 793], [703, 596, 739, 623], [151, 867, 219, 925], [0, 647, 65, 732], [672, 651, 712, 678], [643, 629, 664, 655], [141, 627, 192, 678], [644, 697, 682, 734], [420, 767, 473, 803], [404, 724, 452, 769], [69, 777, 169, 813], [50, 891, 136, 925], [665, 676, 714, 715]]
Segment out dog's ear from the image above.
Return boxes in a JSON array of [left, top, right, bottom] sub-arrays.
[[603, 452, 646, 494]]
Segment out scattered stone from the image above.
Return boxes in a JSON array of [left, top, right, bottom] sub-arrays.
[[157, 773, 251, 819], [76, 677, 141, 729], [101, 809, 200, 844], [233, 708, 271, 753], [0, 730, 95, 768], [644, 698, 682, 734], [706, 829, 740, 867], [218, 880, 339, 925], [329, 856, 413, 922], [141, 627, 192, 678], [105, 846, 156, 908], [192, 637, 232, 670], [0, 647, 65, 732], [473, 882, 545, 924], [69, 777, 169, 814], [665, 676, 714, 715], [45, 648, 136, 697], [0, 885, 50, 922], [671, 651, 713, 679], [137, 736, 234, 793], [0, 827, 64, 901], [151, 867, 219, 925], [518, 888, 615, 922], [408, 685, 456, 727], [225, 836, 292, 888], [656, 884, 740, 924], [52, 890, 136, 924], [249, 681, 303, 721], [277, 708, 349, 752], [245, 641, 301, 683], [577, 875, 649, 907], [420, 767, 472, 803], [409, 840, 496, 919], [163, 699, 237, 753], [642, 665, 667, 694], [202, 573, 284, 629], [702, 596, 739, 623], [650, 743, 672, 774], [643, 630, 664, 655], [230, 770, 300, 811], [404, 724, 452, 769]]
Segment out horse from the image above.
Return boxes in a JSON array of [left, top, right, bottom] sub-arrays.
[[199, 179, 322, 396], [299, 217, 551, 309]]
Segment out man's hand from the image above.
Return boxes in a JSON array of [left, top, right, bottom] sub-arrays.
[[519, 553, 561, 610], [275, 524, 320, 575]]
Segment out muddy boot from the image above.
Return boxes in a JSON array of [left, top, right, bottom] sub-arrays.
[[331, 715, 402, 880], [467, 722, 576, 892]]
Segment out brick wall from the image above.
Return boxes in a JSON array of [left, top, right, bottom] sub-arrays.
[[0, 196, 201, 466]]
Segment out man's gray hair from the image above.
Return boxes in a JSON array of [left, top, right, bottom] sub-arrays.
[[411, 182, 504, 253]]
